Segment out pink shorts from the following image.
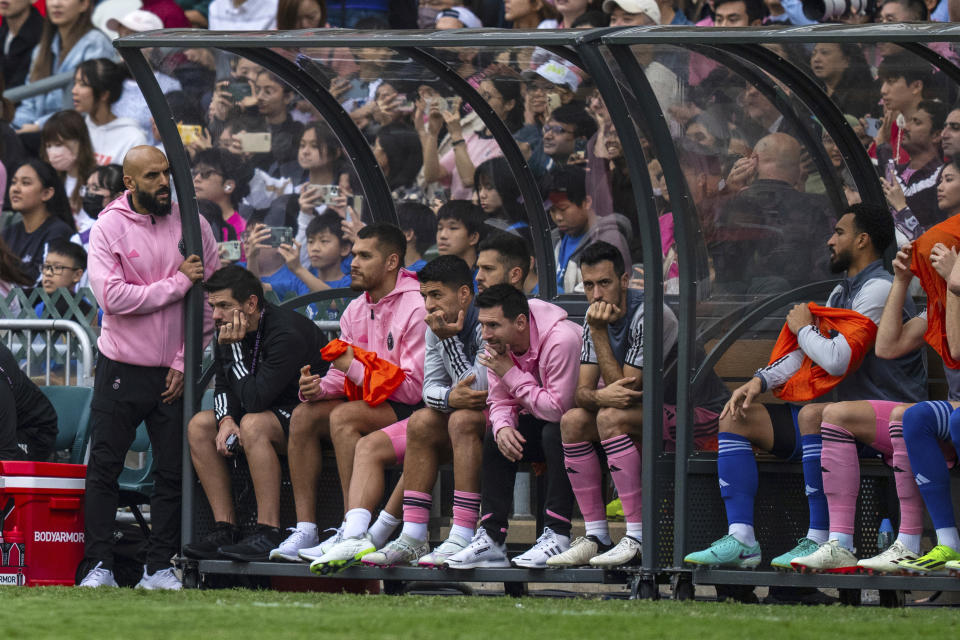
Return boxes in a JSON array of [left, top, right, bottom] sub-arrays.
[[662, 405, 720, 452], [380, 418, 408, 465], [866, 399, 900, 462]]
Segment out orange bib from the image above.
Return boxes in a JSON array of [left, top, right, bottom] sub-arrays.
[[767, 302, 877, 402], [911, 214, 960, 369], [321, 339, 406, 406]]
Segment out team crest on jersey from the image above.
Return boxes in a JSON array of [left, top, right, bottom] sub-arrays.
[[387, 332, 394, 350], [178, 238, 186, 257]]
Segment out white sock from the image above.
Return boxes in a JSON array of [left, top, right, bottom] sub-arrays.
[[368, 511, 400, 548], [449, 524, 474, 542], [401, 521, 429, 543], [936, 527, 960, 551], [896, 532, 922, 555], [296, 521, 317, 535], [585, 520, 611, 546], [342, 508, 372, 539], [828, 532, 854, 551], [728, 523, 756, 547], [806, 528, 829, 544], [625, 522, 643, 542]]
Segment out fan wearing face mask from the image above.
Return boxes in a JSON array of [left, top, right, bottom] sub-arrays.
[[72, 164, 124, 252], [40, 110, 97, 219]]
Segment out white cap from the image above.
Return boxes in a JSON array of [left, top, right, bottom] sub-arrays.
[[107, 9, 164, 33], [436, 6, 483, 28], [601, 0, 661, 24], [523, 60, 580, 92]]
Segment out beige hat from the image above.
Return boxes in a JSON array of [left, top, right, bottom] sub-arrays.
[[601, 0, 661, 24]]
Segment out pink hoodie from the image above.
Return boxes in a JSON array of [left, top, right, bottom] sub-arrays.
[[487, 299, 582, 436], [88, 192, 219, 372], [314, 269, 427, 406]]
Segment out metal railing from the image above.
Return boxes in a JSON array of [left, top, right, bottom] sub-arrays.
[[0, 319, 95, 387]]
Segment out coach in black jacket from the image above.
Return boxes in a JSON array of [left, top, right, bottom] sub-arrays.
[[183, 266, 325, 562], [0, 342, 57, 461]]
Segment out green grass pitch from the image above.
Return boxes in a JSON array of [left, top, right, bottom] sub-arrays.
[[2, 588, 959, 639]]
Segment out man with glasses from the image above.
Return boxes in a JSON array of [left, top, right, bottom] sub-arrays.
[[542, 104, 597, 173]]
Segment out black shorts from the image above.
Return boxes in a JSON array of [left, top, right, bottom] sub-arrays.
[[387, 399, 425, 422], [764, 402, 802, 461], [269, 405, 297, 435]]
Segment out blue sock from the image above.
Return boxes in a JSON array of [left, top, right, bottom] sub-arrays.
[[903, 402, 956, 530], [718, 433, 757, 527], [801, 433, 828, 532]]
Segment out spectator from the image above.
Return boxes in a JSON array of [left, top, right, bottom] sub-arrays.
[[0, 0, 43, 90], [436, 200, 484, 270], [603, 0, 659, 25], [505, 0, 560, 27], [474, 156, 528, 235], [75, 164, 124, 249], [35, 239, 92, 318], [374, 123, 423, 200], [325, 0, 389, 27], [941, 106, 960, 161], [874, 52, 932, 164], [542, 165, 630, 293], [192, 148, 251, 244], [178, 0, 211, 27], [713, 133, 834, 293], [72, 58, 149, 166], [0, 74, 27, 203], [570, 8, 610, 25], [279, 211, 353, 296], [809, 43, 878, 121], [253, 69, 304, 168], [435, 6, 483, 26], [0, 236, 33, 304], [712, 0, 766, 25], [397, 202, 436, 272], [416, 0, 457, 27], [556, 0, 598, 26], [106, 11, 184, 145], [881, 99, 949, 238], [41, 110, 97, 217], [543, 103, 597, 172], [208, 0, 278, 29], [4, 159, 77, 285], [138, 0, 192, 28], [13, 0, 114, 131], [277, 0, 326, 27], [0, 343, 58, 461], [657, 0, 691, 22]]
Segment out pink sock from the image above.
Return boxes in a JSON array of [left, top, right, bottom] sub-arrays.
[[452, 490, 480, 529], [402, 490, 431, 524], [601, 435, 642, 524], [889, 421, 923, 535], [821, 423, 859, 535], [562, 441, 605, 522]]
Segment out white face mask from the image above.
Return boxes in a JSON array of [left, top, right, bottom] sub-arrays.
[[46, 144, 77, 172]]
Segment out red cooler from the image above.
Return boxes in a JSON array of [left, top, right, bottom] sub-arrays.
[[0, 461, 86, 587]]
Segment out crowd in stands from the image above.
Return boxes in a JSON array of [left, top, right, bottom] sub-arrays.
[[1, 0, 960, 597]]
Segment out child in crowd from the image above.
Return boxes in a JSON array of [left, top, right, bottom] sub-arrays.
[[35, 238, 92, 318]]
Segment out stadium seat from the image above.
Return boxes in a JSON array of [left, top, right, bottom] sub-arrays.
[[39, 385, 93, 465], [118, 422, 154, 535]]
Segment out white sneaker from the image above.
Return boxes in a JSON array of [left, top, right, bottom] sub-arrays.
[[512, 527, 570, 569], [297, 527, 342, 562], [546, 535, 611, 568], [590, 535, 641, 567], [857, 540, 919, 574], [362, 533, 429, 567], [269, 526, 320, 562], [791, 539, 858, 573], [309, 534, 375, 575], [135, 567, 182, 590], [444, 529, 510, 569], [78, 561, 118, 588], [418, 534, 470, 568]]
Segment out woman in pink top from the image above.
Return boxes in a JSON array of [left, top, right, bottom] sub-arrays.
[[191, 148, 248, 243]]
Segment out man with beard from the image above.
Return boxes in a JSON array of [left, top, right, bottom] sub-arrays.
[[269, 223, 427, 563], [684, 204, 926, 572], [79, 146, 219, 589]]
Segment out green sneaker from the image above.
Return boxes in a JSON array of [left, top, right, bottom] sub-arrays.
[[770, 538, 820, 570], [684, 535, 761, 568], [606, 498, 624, 521], [896, 545, 960, 574]]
